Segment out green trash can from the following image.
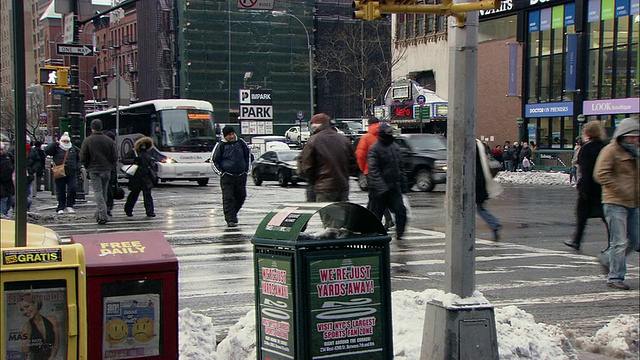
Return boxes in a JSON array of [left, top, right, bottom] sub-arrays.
[[252, 202, 393, 360]]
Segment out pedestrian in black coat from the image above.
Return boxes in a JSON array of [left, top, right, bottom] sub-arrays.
[[122, 137, 157, 218], [564, 121, 609, 250], [104, 131, 119, 216], [0, 144, 14, 217], [367, 123, 408, 239], [29, 141, 45, 187], [476, 139, 503, 241]]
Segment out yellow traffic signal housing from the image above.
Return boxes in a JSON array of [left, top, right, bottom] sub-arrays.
[[57, 68, 69, 87], [353, 1, 383, 21], [353, 0, 502, 25], [38, 66, 70, 88], [39, 67, 59, 86]]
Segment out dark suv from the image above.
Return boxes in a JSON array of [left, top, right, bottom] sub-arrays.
[[395, 134, 447, 192]]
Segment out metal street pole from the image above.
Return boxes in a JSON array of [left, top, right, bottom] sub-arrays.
[[420, 4, 499, 359], [116, 54, 121, 139], [68, 0, 86, 201], [11, 0, 28, 246], [272, 11, 314, 119]]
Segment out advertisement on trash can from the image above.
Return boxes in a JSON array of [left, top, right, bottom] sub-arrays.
[[309, 255, 383, 359], [102, 294, 160, 359], [257, 257, 294, 359], [4, 285, 68, 360]]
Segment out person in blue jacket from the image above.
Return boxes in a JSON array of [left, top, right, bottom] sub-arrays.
[[211, 126, 250, 227]]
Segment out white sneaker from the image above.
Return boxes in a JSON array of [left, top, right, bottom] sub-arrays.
[[57, 210, 64, 215], [65, 207, 75, 214]]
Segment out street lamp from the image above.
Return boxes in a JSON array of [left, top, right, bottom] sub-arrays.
[[79, 79, 95, 100], [272, 10, 314, 120], [577, 113, 586, 136], [516, 117, 524, 143]]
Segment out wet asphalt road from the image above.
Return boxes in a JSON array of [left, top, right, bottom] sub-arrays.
[[28, 177, 639, 346]]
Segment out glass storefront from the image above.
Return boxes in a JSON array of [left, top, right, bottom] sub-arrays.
[[525, 3, 577, 148], [525, 0, 639, 148], [586, 16, 639, 101]]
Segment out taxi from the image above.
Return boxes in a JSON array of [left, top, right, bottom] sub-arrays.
[[0, 219, 62, 248]]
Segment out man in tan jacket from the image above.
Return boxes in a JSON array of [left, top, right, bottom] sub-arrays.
[[594, 117, 639, 290]]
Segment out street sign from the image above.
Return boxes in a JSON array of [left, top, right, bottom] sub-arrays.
[[239, 105, 273, 120], [237, 0, 274, 10], [416, 94, 426, 106], [63, 13, 74, 44], [56, 43, 94, 56], [415, 104, 431, 119], [238, 89, 272, 105], [296, 111, 304, 120]]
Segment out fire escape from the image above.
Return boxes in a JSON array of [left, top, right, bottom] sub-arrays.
[[157, 0, 172, 99]]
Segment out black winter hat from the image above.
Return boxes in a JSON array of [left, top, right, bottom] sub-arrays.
[[378, 123, 393, 135], [222, 126, 235, 137]]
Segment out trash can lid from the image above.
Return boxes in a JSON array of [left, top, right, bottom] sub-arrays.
[[253, 202, 387, 242]]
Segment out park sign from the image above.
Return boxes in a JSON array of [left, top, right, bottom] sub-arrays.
[[239, 89, 273, 134], [239, 89, 273, 120]]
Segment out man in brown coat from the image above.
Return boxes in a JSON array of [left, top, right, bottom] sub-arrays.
[[594, 117, 639, 290], [299, 113, 354, 202]]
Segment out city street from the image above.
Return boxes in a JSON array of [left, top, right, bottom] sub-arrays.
[[28, 177, 639, 345]]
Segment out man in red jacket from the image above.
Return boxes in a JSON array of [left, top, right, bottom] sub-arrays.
[[355, 116, 381, 175]]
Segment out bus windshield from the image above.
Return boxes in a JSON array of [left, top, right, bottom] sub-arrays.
[[154, 109, 216, 150]]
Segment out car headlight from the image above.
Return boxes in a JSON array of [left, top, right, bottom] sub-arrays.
[[161, 157, 177, 164], [434, 160, 447, 170]]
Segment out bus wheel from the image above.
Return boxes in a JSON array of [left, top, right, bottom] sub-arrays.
[[197, 178, 209, 186]]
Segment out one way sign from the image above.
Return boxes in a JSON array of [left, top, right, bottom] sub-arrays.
[[56, 43, 94, 56]]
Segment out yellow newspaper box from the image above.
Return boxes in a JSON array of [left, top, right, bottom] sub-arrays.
[[0, 244, 87, 360]]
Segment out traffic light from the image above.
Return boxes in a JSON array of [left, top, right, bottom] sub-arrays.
[[353, 1, 382, 21], [38, 67, 70, 88]]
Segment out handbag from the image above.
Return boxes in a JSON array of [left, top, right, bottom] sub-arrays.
[[113, 186, 126, 200], [120, 150, 139, 178], [52, 151, 69, 179]]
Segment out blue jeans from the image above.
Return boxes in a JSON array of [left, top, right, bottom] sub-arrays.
[[477, 202, 500, 231], [90, 171, 111, 222], [55, 174, 77, 211], [0, 197, 10, 216], [504, 160, 513, 172], [26, 180, 32, 212], [603, 204, 639, 283]]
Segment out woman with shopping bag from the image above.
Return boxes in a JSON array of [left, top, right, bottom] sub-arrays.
[[122, 137, 157, 218], [44, 132, 80, 215]]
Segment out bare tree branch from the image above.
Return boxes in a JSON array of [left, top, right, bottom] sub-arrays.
[[315, 20, 404, 117]]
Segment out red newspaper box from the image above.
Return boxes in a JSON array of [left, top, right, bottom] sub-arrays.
[[71, 231, 178, 360]]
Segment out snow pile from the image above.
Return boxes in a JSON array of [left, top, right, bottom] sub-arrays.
[[391, 289, 445, 359], [495, 306, 575, 359], [179, 290, 638, 360], [574, 314, 639, 359], [390, 290, 574, 360], [495, 171, 570, 186], [178, 308, 217, 359], [215, 311, 257, 360]]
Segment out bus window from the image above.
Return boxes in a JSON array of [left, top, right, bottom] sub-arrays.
[[158, 109, 215, 149], [151, 122, 162, 147]]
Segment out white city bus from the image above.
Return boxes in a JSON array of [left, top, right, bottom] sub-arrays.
[[85, 99, 217, 186]]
